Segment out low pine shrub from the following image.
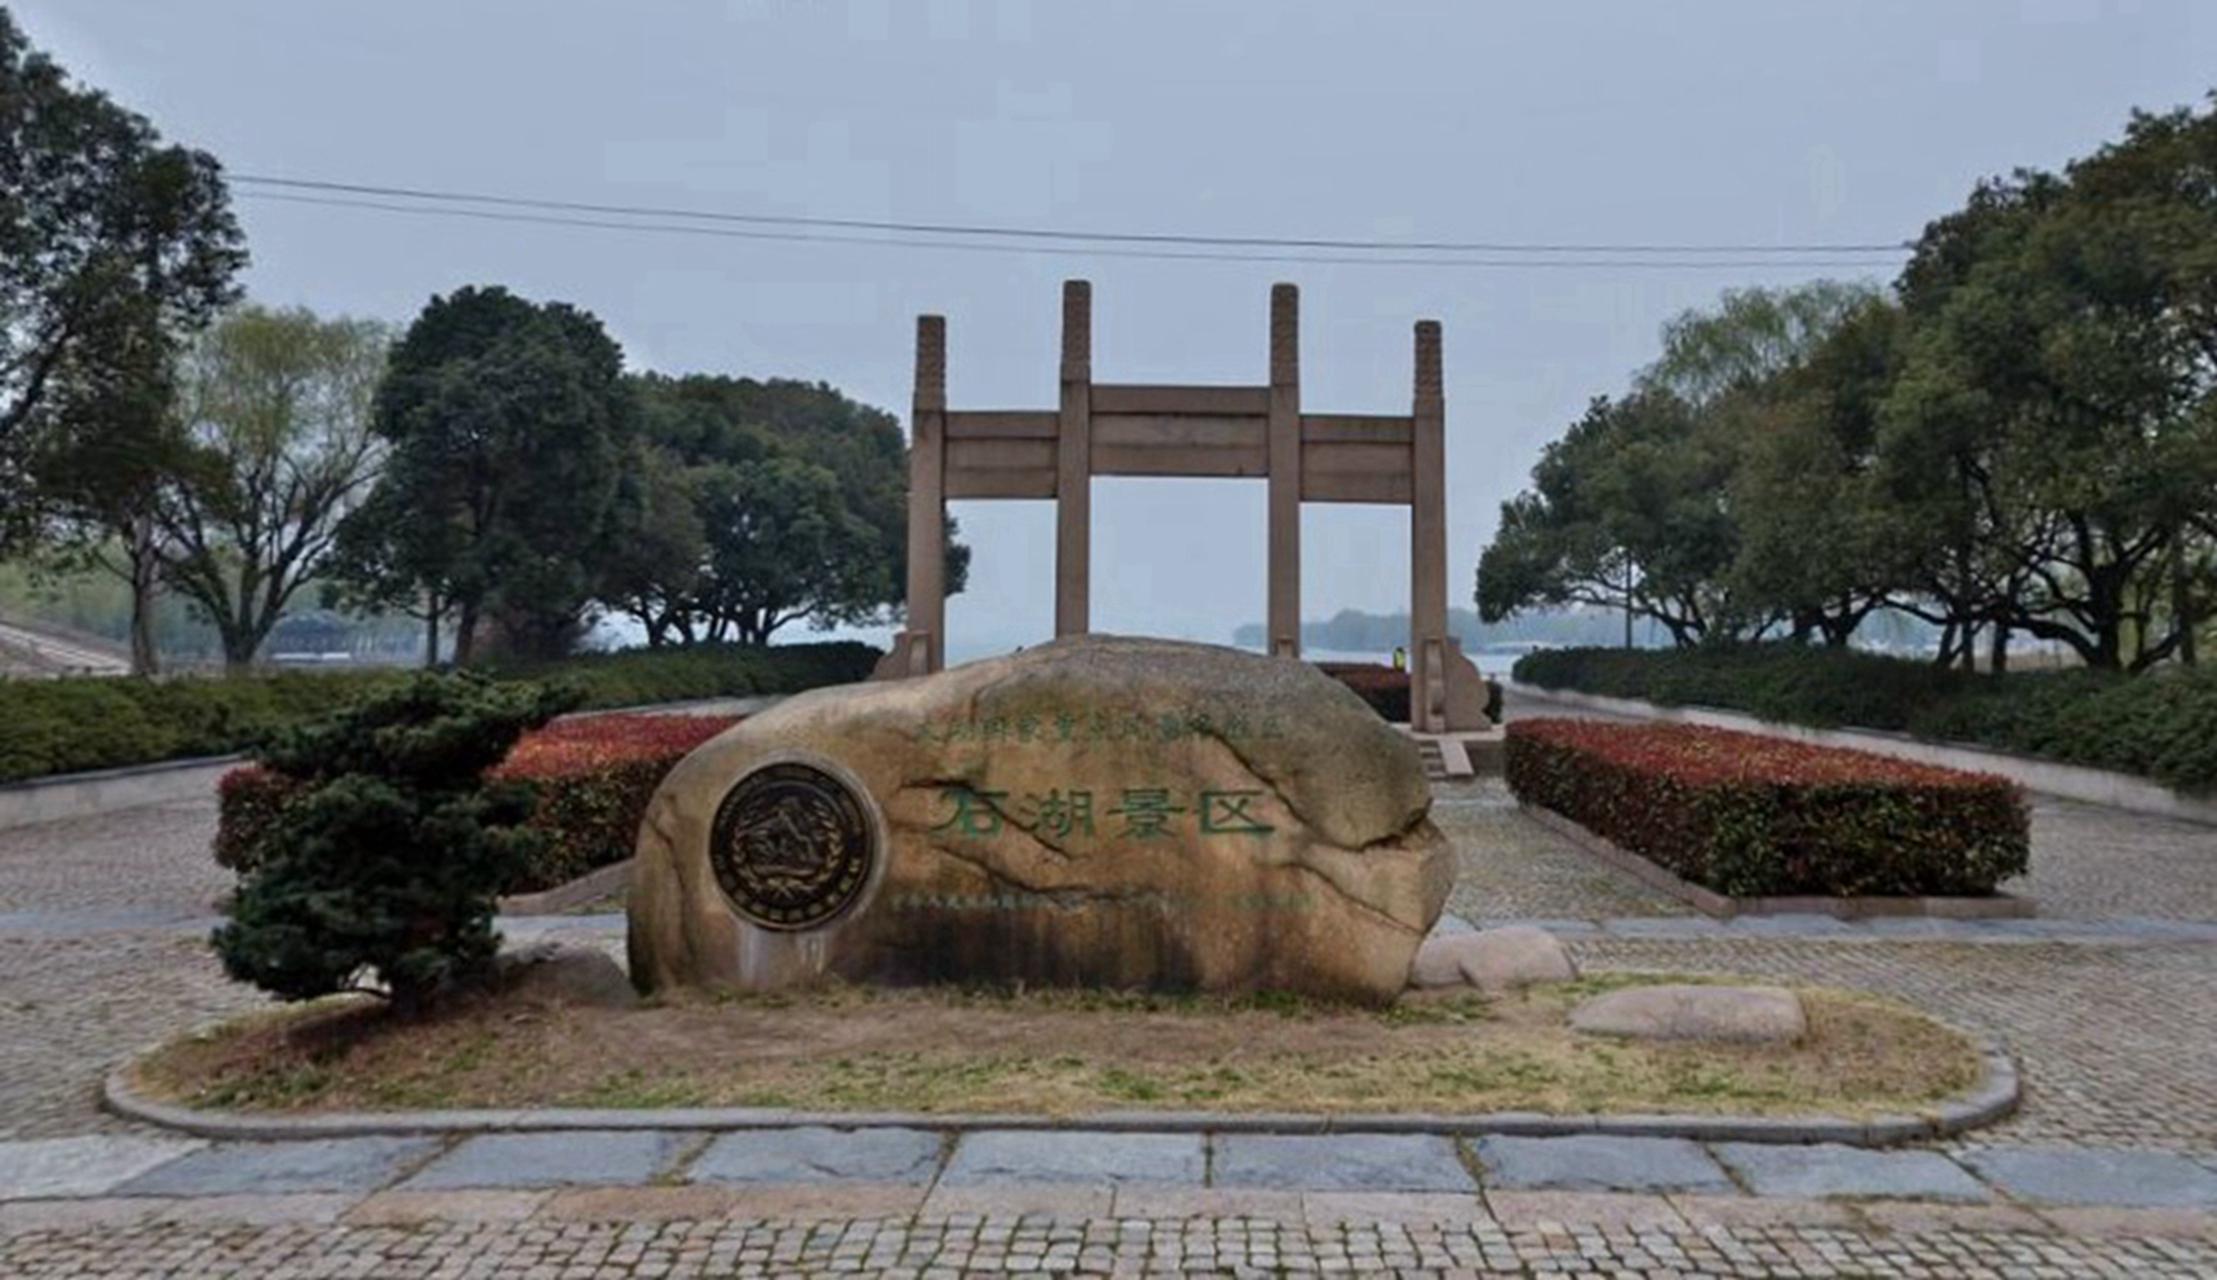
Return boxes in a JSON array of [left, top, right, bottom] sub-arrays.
[[213, 672, 574, 1010], [217, 712, 735, 893], [1505, 717, 2029, 899]]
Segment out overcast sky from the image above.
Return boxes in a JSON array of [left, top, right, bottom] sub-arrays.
[[15, 1, 2215, 658]]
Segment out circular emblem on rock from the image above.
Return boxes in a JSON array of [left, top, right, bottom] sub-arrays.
[[707, 761, 876, 932]]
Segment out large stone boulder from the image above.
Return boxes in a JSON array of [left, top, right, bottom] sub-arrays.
[[628, 636, 1453, 1003]]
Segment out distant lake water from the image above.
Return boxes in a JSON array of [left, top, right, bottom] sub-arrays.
[[1303, 647, 1520, 678]]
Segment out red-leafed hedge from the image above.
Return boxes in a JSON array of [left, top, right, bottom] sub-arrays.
[[215, 713, 735, 894], [1505, 718, 2029, 898]]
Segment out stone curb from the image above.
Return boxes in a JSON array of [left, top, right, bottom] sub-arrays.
[[102, 1038, 2019, 1145]]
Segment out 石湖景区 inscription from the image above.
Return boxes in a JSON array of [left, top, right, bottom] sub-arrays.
[[928, 785, 1275, 842]]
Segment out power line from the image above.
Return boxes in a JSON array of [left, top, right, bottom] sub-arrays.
[[231, 173, 1911, 258], [238, 190, 1899, 272]]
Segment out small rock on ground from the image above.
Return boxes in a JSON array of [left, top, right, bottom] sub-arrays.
[[1568, 983, 1805, 1044], [1407, 924, 1576, 991]]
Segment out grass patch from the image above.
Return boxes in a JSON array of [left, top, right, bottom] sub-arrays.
[[133, 972, 1981, 1120]]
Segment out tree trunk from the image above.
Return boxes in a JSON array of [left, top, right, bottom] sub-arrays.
[[1989, 619, 2010, 674], [423, 593, 441, 668], [2176, 539, 2199, 668], [454, 597, 479, 666], [126, 516, 161, 677]]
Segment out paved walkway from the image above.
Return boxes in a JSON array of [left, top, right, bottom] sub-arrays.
[[1, 735, 2212, 1273], [3, 1127, 2215, 1275]]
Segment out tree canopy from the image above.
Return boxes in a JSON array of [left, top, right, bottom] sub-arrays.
[[1480, 94, 2217, 673], [330, 286, 634, 664], [0, 8, 244, 550]]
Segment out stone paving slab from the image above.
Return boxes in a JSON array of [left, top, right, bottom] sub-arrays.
[[398, 1130, 695, 1191], [687, 1125, 941, 1185], [1713, 1140, 1991, 1202], [1961, 1144, 2217, 1207], [1472, 1134, 1733, 1193], [939, 1129, 1204, 1186], [111, 1137, 439, 1197], [0, 1136, 205, 1201], [1211, 1133, 1473, 1192]]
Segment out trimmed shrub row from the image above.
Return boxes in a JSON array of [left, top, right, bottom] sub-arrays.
[[1505, 717, 2030, 899], [1512, 644, 2217, 793], [0, 641, 875, 785], [217, 712, 736, 894], [1316, 662, 1504, 725]]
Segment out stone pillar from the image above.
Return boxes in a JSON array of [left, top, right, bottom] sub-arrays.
[[1266, 283, 1302, 659], [1056, 280, 1092, 638], [905, 315, 947, 674], [1411, 320, 1447, 731]]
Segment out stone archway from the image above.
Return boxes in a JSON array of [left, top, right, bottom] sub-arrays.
[[881, 281, 1490, 733]]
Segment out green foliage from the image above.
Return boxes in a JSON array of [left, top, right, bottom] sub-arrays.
[[0, 640, 878, 784], [604, 374, 970, 647], [156, 305, 392, 669], [213, 673, 571, 1009], [329, 286, 635, 663], [1504, 718, 2030, 898], [1316, 662, 1502, 725], [1514, 644, 2217, 793], [0, 9, 245, 549], [1481, 97, 2217, 672]]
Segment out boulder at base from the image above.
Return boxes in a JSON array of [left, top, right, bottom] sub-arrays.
[[1569, 984, 1806, 1045], [1409, 925, 1576, 992], [628, 635, 1452, 1003]]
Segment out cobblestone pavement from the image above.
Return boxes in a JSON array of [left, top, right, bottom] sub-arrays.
[[0, 796, 230, 921], [2, 1203, 2212, 1277], [1436, 780, 1689, 922], [2, 767, 2214, 1273]]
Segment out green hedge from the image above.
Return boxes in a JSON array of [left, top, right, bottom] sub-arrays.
[[0, 641, 876, 785], [1512, 644, 2217, 793], [1315, 662, 1504, 725], [1506, 717, 2030, 898]]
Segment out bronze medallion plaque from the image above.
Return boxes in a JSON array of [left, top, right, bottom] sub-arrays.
[[707, 761, 876, 932]]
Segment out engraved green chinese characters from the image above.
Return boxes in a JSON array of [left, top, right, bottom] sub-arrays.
[[929, 785, 1274, 842]]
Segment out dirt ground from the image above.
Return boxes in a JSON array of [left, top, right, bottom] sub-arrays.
[[135, 974, 1980, 1119]]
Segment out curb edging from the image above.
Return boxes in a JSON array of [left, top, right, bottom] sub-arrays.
[[102, 1037, 2019, 1146]]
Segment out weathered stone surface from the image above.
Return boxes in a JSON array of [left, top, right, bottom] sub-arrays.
[[493, 942, 638, 1009], [1408, 925, 1575, 991], [1473, 1135, 1731, 1194], [1568, 984, 1806, 1044], [1714, 1143, 1990, 1202], [400, 1132, 694, 1191], [629, 636, 1451, 1002], [1212, 1134, 1474, 1192], [116, 1138, 441, 1197]]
